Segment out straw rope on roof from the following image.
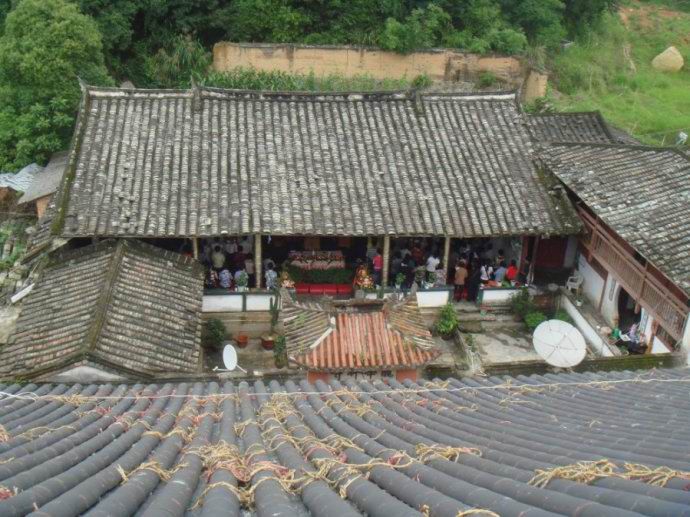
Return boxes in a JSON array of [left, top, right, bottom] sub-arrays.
[[0, 369, 688, 515]]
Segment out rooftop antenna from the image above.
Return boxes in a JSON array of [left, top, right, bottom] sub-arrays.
[[533, 319, 586, 368]]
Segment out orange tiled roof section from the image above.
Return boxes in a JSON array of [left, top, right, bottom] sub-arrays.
[[291, 295, 440, 372]]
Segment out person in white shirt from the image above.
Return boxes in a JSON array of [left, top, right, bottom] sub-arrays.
[[480, 261, 493, 283], [426, 252, 440, 273], [211, 245, 225, 270]]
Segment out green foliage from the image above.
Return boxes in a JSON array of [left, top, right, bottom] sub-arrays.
[[285, 265, 354, 284], [379, 4, 452, 53], [144, 35, 211, 88], [551, 8, 690, 146], [477, 71, 498, 88], [435, 302, 459, 336], [500, 0, 565, 49], [0, 0, 112, 170], [524, 311, 547, 331], [236, 270, 249, 287], [510, 288, 536, 319], [201, 318, 226, 350], [273, 335, 287, 368], [553, 309, 573, 324], [269, 296, 279, 332], [202, 67, 411, 92], [394, 272, 406, 286]]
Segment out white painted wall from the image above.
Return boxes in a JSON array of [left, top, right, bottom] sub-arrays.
[[560, 295, 612, 357], [417, 289, 451, 307], [480, 288, 519, 306], [577, 255, 605, 309]]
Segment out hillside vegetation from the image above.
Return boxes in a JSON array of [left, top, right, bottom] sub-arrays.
[[548, 1, 690, 145]]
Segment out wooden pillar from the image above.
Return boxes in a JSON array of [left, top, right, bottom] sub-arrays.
[[192, 238, 199, 260], [528, 236, 540, 285], [254, 234, 262, 289], [382, 235, 391, 287], [442, 236, 451, 282]]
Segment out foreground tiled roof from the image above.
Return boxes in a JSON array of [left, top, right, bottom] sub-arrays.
[[17, 152, 67, 204], [292, 296, 440, 372], [54, 87, 579, 238], [0, 369, 689, 515], [0, 240, 204, 380], [542, 143, 690, 296]]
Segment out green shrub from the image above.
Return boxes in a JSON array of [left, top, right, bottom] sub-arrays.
[[394, 272, 405, 286], [435, 302, 459, 336], [201, 318, 226, 350], [510, 288, 536, 319], [553, 309, 573, 324], [525, 311, 547, 331], [273, 335, 288, 368], [477, 71, 498, 89]]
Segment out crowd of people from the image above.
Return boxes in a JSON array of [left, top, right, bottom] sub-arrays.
[[200, 237, 279, 290], [367, 238, 526, 302], [197, 236, 525, 298]]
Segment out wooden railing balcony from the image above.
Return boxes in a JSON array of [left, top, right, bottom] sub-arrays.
[[578, 207, 688, 341]]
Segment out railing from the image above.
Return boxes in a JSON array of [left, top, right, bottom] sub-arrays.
[[579, 207, 688, 341]]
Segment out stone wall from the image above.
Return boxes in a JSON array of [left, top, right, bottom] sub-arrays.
[[213, 42, 543, 97]]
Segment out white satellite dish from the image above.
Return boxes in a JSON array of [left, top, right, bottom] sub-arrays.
[[533, 319, 586, 368], [223, 343, 238, 370], [212, 343, 247, 374]]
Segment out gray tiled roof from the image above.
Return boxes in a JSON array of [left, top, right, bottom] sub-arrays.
[[527, 112, 615, 144], [0, 368, 689, 515], [55, 87, 580, 238], [0, 164, 42, 192], [541, 143, 690, 296], [17, 152, 67, 204], [0, 240, 204, 380]]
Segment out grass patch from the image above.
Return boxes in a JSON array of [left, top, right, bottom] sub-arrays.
[[202, 67, 427, 92], [548, 1, 690, 146]]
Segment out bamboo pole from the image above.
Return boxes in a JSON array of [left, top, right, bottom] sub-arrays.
[[254, 234, 262, 289], [382, 235, 391, 287]]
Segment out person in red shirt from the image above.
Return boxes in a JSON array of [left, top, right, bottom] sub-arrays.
[[372, 248, 383, 286], [506, 259, 518, 282]]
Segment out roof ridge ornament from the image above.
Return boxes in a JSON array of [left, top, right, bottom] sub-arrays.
[[191, 78, 202, 112]]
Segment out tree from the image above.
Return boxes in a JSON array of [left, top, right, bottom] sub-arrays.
[[0, 0, 112, 170], [379, 4, 452, 53]]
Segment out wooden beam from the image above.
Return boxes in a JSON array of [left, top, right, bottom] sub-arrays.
[[382, 235, 391, 287], [442, 235, 451, 283], [254, 234, 262, 289], [192, 238, 199, 260]]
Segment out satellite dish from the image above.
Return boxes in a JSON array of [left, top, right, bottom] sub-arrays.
[[533, 320, 586, 368], [222, 344, 238, 370]]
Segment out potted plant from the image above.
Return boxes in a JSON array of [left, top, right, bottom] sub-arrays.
[[435, 302, 459, 339], [425, 271, 437, 289], [235, 270, 249, 292], [394, 272, 405, 290], [414, 266, 426, 288], [261, 297, 280, 350], [273, 335, 288, 369], [235, 333, 249, 348], [201, 318, 226, 351]]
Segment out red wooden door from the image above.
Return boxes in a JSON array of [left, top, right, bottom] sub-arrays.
[[535, 237, 568, 269]]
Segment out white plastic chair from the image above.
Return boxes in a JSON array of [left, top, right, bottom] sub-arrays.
[[566, 272, 583, 294]]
